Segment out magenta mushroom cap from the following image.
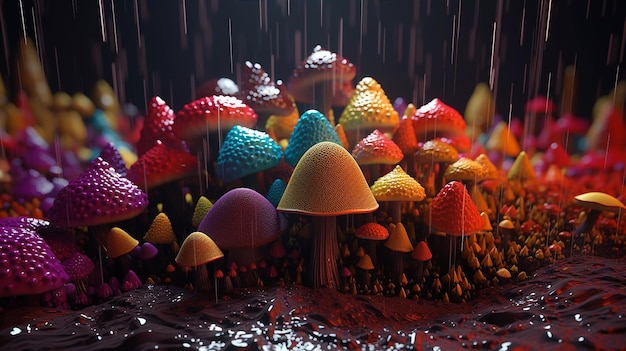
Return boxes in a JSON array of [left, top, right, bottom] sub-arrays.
[[62, 252, 95, 281], [0, 222, 69, 297], [198, 187, 287, 250], [47, 157, 149, 227]]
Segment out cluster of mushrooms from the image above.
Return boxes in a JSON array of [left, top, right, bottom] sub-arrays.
[[0, 40, 625, 309]]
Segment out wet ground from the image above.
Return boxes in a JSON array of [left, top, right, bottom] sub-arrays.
[[1, 254, 624, 350]]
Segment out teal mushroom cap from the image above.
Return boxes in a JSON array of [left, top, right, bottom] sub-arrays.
[[216, 125, 283, 183], [283, 109, 342, 166]]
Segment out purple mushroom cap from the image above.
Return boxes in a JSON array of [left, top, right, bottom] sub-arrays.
[[0, 218, 69, 297], [98, 141, 128, 177], [198, 187, 287, 250], [9, 160, 55, 200], [62, 252, 95, 281], [47, 157, 148, 227]]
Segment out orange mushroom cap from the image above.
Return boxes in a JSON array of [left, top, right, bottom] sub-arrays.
[[355, 222, 390, 241], [370, 165, 425, 202], [411, 98, 466, 141], [144, 212, 177, 244], [351, 129, 404, 165], [392, 115, 419, 155], [105, 227, 139, 259], [384, 222, 413, 253], [426, 181, 484, 236], [337, 77, 400, 133], [356, 254, 375, 270], [415, 138, 459, 164], [175, 232, 224, 267], [474, 153, 499, 181], [507, 151, 535, 181], [485, 121, 521, 158], [444, 157, 484, 182], [277, 141, 379, 216], [411, 241, 433, 261]]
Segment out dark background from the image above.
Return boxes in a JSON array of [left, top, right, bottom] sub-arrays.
[[1, 0, 625, 119]]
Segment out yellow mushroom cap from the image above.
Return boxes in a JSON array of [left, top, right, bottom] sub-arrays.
[[356, 254, 375, 270], [384, 222, 413, 253], [144, 212, 177, 244], [474, 153, 499, 181], [415, 139, 459, 164], [445, 157, 484, 182], [191, 196, 214, 228], [277, 141, 379, 216], [105, 227, 139, 259], [498, 219, 515, 230], [338, 77, 399, 133], [486, 121, 521, 157], [175, 232, 224, 267], [573, 192, 626, 212], [481, 212, 493, 231], [370, 165, 426, 202], [507, 151, 535, 181]]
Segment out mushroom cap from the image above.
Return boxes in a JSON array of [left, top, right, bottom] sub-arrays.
[[351, 129, 404, 165], [485, 121, 521, 157], [283, 109, 342, 167], [47, 157, 148, 227], [287, 45, 357, 105], [474, 153, 499, 181], [198, 187, 287, 250], [195, 77, 239, 98], [277, 141, 379, 216], [411, 98, 466, 141], [507, 151, 535, 181], [543, 142, 571, 168], [137, 96, 186, 156], [392, 116, 419, 155], [384, 222, 413, 253], [62, 252, 95, 281], [356, 254, 375, 270], [445, 157, 484, 182], [173, 95, 258, 140], [266, 178, 288, 207], [104, 227, 139, 259], [265, 102, 300, 140], [127, 141, 198, 190], [98, 142, 128, 177], [175, 232, 224, 267], [573, 192, 626, 212], [426, 181, 484, 236], [415, 138, 459, 164], [411, 241, 433, 261], [337, 77, 400, 133], [191, 196, 213, 228], [355, 222, 390, 241], [480, 212, 493, 231], [239, 61, 294, 116], [216, 125, 283, 183], [0, 218, 69, 297], [144, 212, 177, 244], [370, 165, 425, 202], [498, 219, 515, 230]]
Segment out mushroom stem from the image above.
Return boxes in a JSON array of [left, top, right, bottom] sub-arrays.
[[195, 264, 211, 292], [310, 216, 340, 289], [389, 250, 405, 284], [573, 209, 601, 239], [435, 163, 449, 193], [390, 201, 402, 224]]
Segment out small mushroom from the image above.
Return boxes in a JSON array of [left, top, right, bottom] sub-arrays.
[[351, 129, 404, 184], [370, 165, 425, 224], [175, 231, 224, 295], [354, 222, 389, 267], [572, 192, 626, 247]]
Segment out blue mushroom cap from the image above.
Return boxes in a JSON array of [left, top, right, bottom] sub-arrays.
[[283, 109, 342, 166]]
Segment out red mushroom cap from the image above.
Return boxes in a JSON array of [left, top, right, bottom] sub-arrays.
[[426, 181, 484, 236], [411, 98, 467, 141], [351, 129, 404, 165], [137, 96, 187, 156], [411, 240, 433, 261], [239, 61, 294, 116], [355, 222, 390, 241], [127, 140, 198, 190], [195, 77, 239, 98]]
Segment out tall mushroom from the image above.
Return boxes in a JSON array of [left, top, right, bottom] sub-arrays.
[[277, 141, 378, 289]]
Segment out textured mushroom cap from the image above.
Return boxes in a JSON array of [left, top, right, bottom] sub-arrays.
[[445, 157, 484, 182], [486, 121, 521, 157], [191, 196, 213, 228], [239, 61, 294, 116], [370, 165, 425, 202], [62, 252, 95, 281], [265, 103, 300, 140], [507, 151, 535, 181], [337, 77, 399, 132], [384, 222, 413, 252], [175, 232, 224, 267], [198, 188, 287, 250], [144, 213, 177, 244], [356, 254, 375, 270], [195, 78, 239, 98], [277, 141, 379, 216], [415, 139, 459, 164], [0, 219, 69, 297], [411, 241, 433, 261], [411, 98, 466, 141], [355, 222, 390, 241], [287, 45, 356, 104], [216, 125, 283, 183], [427, 181, 484, 236], [173, 95, 258, 140], [105, 227, 139, 258], [98, 142, 128, 176], [474, 153, 499, 181], [392, 116, 419, 155], [573, 192, 626, 212], [137, 96, 185, 156], [351, 129, 404, 165], [127, 141, 198, 190], [266, 178, 288, 207], [47, 157, 148, 227], [283, 109, 342, 167]]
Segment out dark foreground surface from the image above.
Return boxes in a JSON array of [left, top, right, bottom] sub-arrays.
[[1, 255, 625, 350]]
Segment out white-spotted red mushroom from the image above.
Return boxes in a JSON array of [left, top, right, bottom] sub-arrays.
[[277, 142, 378, 289], [354, 222, 389, 267], [351, 129, 404, 184]]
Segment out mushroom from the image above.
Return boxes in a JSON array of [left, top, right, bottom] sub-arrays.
[[351, 129, 404, 184], [191, 195, 213, 229], [337, 77, 400, 146], [266, 178, 288, 207], [98, 141, 129, 177], [175, 231, 224, 295], [144, 212, 180, 253], [507, 151, 535, 196], [464, 83, 495, 143], [392, 106, 420, 176], [0, 217, 69, 298], [415, 138, 459, 195], [411, 98, 466, 142], [384, 222, 414, 283], [238, 61, 295, 128], [283, 109, 343, 167], [287, 45, 356, 119], [277, 141, 378, 289], [524, 95, 555, 144], [198, 187, 287, 268], [265, 101, 300, 143], [411, 240, 433, 283], [216, 125, 283, 189], [354, 222, 389, 267], [485, 121, 521, 167], [136, 96, 187, 156], [572, 192, 626, 249], [355, 254, 375, 291], [370, 165, 425, 224], [104, 227, 139, 259], [195, 77, 239, 99]]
